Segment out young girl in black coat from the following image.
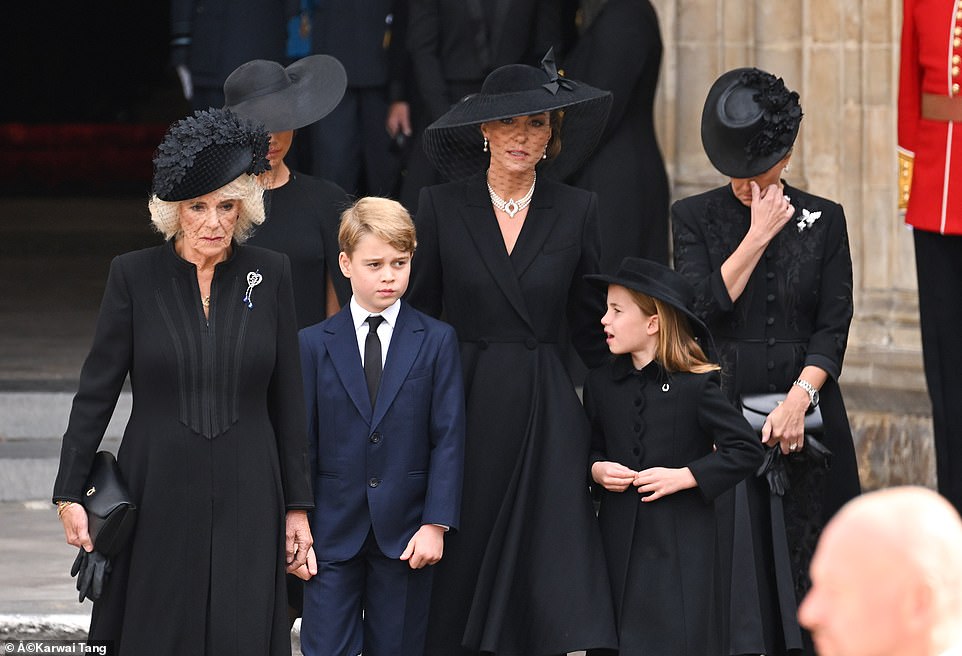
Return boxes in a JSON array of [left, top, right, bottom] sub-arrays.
[[584, 258, 764, 656]]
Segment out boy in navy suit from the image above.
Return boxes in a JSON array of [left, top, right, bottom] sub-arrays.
[[296, 197, 465, 656]]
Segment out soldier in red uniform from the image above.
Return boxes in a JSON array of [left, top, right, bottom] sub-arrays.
[[899, 0, 962, 512]]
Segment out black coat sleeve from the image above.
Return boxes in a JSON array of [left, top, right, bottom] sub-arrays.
[[406, 185, 445, 318], [671, 196, 737, 325], [53, 256, 134, 502], [268, 255, 314, 509], [406, 0, 450, 121], [686, 372, 765, 501], [567, 192, 609, 368], [804, 203, 853, 380]]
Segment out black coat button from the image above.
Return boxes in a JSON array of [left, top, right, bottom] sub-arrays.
[[768, 384, 777, 392], [767, 271, 775, 280], [768, 337, 776, 346], [767, 361, 775, 370], [368, 478, 380, 488], [524, 337, 538, 350], [767, 293, 775, 302], [370, 432, 382, 444], [766, 317, 775, 326]]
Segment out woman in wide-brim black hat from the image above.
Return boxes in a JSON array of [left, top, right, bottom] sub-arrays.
[[224, 54, 353, 328], [406, 51, 618, 655], [53, 107, 316, 654], [671, 67, 861, 656]]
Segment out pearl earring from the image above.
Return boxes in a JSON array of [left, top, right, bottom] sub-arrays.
[[483, 137, 488, 153], [542, 145, 547, 160]]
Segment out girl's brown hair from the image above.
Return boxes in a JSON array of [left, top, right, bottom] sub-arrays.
[[627, 289, 719, 374]]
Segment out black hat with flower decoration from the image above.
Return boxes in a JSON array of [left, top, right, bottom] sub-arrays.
[[701, 67, 804, 178], [152, 107, 271, 202], [422, 49, 613, 182]]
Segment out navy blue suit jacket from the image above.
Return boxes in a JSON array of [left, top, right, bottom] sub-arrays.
[[299, 300, 465, 561]]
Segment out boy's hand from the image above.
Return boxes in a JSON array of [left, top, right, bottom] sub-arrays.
[[400, 524, 445, 569], [634, 466, 697, 502], [591, 460, 638, 492], [291, 546, 318, 581]]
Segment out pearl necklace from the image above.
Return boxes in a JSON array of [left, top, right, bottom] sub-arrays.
[[487, 172, 536, 218]]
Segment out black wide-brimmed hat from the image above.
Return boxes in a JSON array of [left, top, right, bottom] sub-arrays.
[[423, 49, 613, 181], [586, 257, 710, 341], [701, 67, 803, 178], [223, 54, 347, 132], [152, 108, 270, 202]]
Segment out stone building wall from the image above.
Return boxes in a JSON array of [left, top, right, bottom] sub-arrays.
[[648, 0, 934, 488]]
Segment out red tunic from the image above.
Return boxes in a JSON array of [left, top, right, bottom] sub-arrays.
[[899, 0, 962, 235]]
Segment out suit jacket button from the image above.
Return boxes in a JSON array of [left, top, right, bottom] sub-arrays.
[[368, 478, 380, 488], [524, 337, 538, 349], [370, 432, 382, 444], [478, 338, 489, 350]]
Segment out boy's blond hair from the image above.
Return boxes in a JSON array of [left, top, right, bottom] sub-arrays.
[[339, 197, 417, 255]]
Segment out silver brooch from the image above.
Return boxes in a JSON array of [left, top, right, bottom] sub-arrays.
[[797, 208, 822, 233], [243, 270, 262, 309]]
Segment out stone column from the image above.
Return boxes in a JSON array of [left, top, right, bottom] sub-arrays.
[[650, 0, 933, 488]]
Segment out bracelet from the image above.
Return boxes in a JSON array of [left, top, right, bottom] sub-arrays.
[[56, 500, 75, 519], [792, 378, 820, 408]]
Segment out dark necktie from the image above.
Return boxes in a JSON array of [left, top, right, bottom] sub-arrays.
[[364, 315, 385, 408]]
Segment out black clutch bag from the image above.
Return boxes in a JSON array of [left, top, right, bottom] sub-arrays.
[[82, 451, 137, 556], [740, 393, 831, 497], [740, 393, 824, 436]]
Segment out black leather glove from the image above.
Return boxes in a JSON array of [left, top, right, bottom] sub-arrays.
[[71, 548, 112, 603], [756, 447, 790, 497]]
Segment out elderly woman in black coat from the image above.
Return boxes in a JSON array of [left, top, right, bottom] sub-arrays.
[[671, 68, 861, 656], [54, 108, 313, 655]]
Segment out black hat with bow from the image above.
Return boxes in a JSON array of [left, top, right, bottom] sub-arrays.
[[423, 49, 613, 181]]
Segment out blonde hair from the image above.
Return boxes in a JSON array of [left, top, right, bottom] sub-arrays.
[[338, 197, 417, 255], [627, 290, 719, 374], [147, 174, 265, 243]]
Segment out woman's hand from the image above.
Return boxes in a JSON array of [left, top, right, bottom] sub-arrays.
[[762, 387, 809, 454], [285, 510, 313, 573], [591, 461, 639, 492], [634, 467, 697, 502], [748, 180, 795, 244], [60, 503, 93, 552], [290, 546, 318, 581]]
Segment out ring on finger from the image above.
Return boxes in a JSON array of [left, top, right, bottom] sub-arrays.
[[789, 443, 798, 451]]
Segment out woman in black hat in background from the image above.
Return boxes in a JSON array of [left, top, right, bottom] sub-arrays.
[[225, 54, 352, 327], [406, 52, 618, 655], [671, 68, 861, 655], [53, 108, 313, 655]]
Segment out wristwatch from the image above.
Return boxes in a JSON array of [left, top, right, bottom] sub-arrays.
[[793, 378, 820, 409]]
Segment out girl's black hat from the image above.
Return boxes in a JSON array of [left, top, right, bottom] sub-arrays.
[[701, 67, 803, 178], [423, 49, 612, 181], [585, 257, 710, 341]]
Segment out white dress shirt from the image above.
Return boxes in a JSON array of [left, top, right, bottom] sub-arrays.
[[349, 297, 401, 366]]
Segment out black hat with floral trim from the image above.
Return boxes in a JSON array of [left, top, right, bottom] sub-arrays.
[[701, 67, 803, 178], [152, 108, 270, 202]]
